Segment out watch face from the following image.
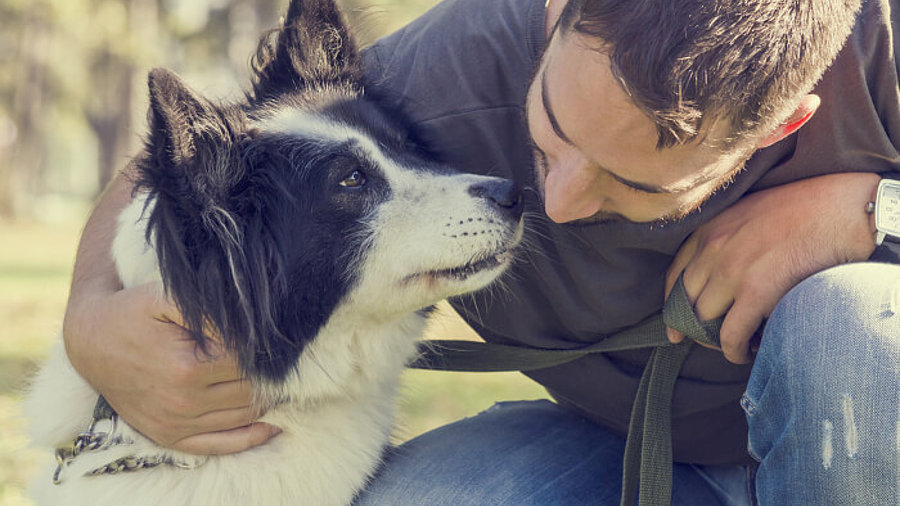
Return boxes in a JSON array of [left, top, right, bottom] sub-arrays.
[[875, 179, 900, 237]]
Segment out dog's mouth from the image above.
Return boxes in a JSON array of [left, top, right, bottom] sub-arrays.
[[409, 248, 515, 283], [437, 249, 515, 280]]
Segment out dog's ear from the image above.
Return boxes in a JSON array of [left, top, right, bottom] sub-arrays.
[[146, 68, 224, 166], [250, 0, 361, 101], [140, 69, 257, 366]]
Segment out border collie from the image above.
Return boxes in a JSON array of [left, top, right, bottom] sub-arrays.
[[25, 0, 523, 504]]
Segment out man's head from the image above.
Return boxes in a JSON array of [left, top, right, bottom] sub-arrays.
[[528, 0, 861, 224]]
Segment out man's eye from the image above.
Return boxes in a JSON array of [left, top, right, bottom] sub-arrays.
[[339, 170, 366, 188]]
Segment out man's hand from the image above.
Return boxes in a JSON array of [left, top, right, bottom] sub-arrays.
[[63, 282, 280, 454], [665, 173, 880, 364]]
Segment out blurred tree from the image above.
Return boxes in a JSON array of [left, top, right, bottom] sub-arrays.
[[88, 0, 144, 191], [0, 1, 50, 217], [0, 0, 439, 220], [0, 0, 154, 218]]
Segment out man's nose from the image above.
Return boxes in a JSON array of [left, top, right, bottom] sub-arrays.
[[542, 157, 604, 223]]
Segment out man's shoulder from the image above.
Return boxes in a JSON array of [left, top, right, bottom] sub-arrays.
[[361, 0, 544, 124], [366, 0, 543, 66]]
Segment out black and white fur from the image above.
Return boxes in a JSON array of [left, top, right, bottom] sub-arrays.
[[25, 0, 523, 504]]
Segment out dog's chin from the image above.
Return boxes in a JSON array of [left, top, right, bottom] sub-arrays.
[[405, 248, 515, 292]]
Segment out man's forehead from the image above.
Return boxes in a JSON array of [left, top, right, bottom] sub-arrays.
[[540, 30, 740, 190]]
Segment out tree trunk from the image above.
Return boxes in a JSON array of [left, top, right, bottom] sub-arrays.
[[0, 4, 49, 218], [87, 49, 135, 194], [86, 0, 158, 194]]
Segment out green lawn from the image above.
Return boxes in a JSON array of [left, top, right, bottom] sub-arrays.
[[0, 219, 548, 505]]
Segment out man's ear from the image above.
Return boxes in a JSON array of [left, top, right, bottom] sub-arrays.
[[756, 94, 821, 149]]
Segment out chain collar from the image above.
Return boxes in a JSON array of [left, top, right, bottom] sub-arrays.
[[53, 398, 204, 485]]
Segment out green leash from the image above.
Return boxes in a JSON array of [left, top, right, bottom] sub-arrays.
[[410, 274, 722, 506]]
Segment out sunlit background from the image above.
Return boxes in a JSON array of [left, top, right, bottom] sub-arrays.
[[0, 0, 448, 220], [0, 1, 548, 503]]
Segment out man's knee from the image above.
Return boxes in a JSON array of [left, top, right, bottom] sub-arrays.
[[763, 262, 900, 361], [745, 264, 900, 503], [746, 262, 900, 419]]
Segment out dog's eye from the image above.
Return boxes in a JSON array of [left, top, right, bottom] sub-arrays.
[[339, 170, 366, 188]]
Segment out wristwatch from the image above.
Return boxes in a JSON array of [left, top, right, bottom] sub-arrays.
[[871, 178, 900, 245]]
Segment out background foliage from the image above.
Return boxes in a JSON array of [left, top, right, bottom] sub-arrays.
[[0, 0, 453, 220], [0, 1, 549, 504]]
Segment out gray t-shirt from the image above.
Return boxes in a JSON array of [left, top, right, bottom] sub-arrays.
[[363, 0, 900, 465]]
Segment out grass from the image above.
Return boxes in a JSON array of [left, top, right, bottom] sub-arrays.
[[0, 220, 80, 506], [0, 219, 548, 505]]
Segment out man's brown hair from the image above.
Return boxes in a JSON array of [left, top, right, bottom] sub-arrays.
[[559, 0, 862, 149]]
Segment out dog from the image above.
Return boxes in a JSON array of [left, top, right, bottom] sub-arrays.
[[24, 0, 523, 504]]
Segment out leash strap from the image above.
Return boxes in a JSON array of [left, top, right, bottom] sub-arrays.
[[410, 274, 722, 506], [85, 277, 717, 503]]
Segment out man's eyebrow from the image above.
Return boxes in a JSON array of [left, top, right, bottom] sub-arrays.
[[607, 170, 683, 194], [540, 69, 681, 195], [540, 71, 575, 146]]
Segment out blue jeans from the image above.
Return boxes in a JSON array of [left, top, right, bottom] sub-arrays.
[[356, 263, 900, 505], [744, 262, 900, 505]]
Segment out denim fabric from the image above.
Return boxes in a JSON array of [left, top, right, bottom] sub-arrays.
[[355, 263, 899, 505], [355, 399, 752, 505], [744, 263, 900, 505]]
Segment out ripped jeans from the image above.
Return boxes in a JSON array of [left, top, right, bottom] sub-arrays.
[[356, 263, 900, 505], [744, 262, 900, 505]]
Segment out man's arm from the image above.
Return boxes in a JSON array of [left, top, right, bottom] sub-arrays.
[[664, 172, 881, 363], [63, 167, 279, 454]]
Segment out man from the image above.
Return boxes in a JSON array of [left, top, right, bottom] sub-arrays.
[[63, 0, 899, 504]]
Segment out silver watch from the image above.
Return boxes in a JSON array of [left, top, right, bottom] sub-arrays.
[[873, 178, 900, 245]]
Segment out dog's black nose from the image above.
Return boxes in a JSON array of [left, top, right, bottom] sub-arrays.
[[468, 179, 523, 219]]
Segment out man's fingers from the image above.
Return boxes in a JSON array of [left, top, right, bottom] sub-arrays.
[[665, 236, 700, 343], [718, 271, 785, 364], [665, 235, 700, 298], [188, 404, 265, 432], [152, 381, 258, 425], [171, 423, 282, 455], [666, 328, 686, 344], [719, 303, 766, 364], [192, 351, 243, 384], [199, 379, 257, 413], [691, 273, 736, 322], [140, 404, 266, 448]]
